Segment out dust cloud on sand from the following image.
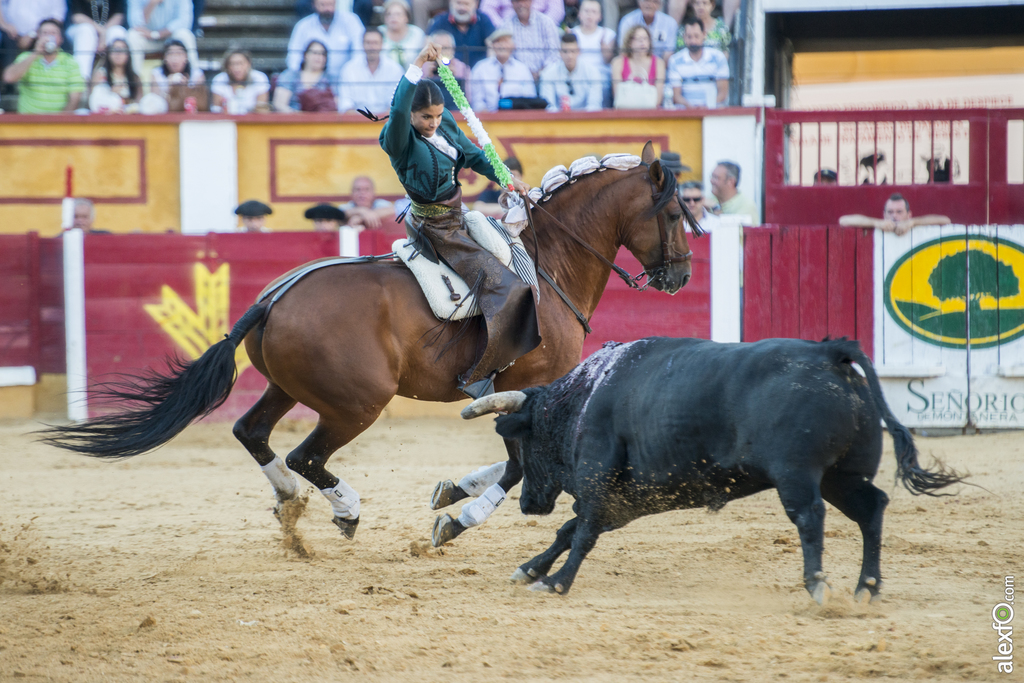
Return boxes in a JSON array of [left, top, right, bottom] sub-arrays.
[[0, 418, 1018, 681]]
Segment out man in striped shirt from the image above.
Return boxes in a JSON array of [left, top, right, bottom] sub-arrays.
[[2, 18, 85, 113]]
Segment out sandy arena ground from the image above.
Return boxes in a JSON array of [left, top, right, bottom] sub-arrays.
[[0, 415, 1020, 682]]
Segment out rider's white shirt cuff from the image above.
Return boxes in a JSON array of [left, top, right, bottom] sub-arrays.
[[405, 64, 423, 84]]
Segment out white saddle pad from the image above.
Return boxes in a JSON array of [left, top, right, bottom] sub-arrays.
[[395, 211, 539, 321]]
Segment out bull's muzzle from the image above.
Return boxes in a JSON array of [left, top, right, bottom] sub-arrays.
[[461, 391, 527, 419]]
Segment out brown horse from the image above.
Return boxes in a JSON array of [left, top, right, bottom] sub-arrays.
[[42, 142, 695, 544]]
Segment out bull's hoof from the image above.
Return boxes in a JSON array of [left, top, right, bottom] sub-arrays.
[[431, 514, 465, 547], [430, 480, 462, 510], [510, 567, 538, 584], [855, 577, 882, 604], [528, 578, 566, 594], [332, 516, 359, 540]]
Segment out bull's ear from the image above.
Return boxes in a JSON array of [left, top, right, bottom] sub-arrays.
[[494, 409, 533, 441], [641, 141, 655, 165]]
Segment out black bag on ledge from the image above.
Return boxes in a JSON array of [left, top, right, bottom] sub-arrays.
[[498, 97, 548, 110]]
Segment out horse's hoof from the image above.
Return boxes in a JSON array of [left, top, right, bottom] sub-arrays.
[[510, 568, 536, 584], [528, 580, 557, 594], [431, 514, 462, 547], [332, 516, 359, 540], [430, 480, 460, 510]]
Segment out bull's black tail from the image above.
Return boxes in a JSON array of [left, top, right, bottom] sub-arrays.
[[829, 339, 967, 496], [39, 304, 267, 459]]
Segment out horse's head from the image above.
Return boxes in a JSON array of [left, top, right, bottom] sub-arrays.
[[623, 141, 695, 295]]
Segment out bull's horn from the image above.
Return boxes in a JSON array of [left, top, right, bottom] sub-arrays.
[[461, 391, 527, 419]]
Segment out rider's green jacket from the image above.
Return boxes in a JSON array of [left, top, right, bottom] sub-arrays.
[[379, 69, 500, 204]]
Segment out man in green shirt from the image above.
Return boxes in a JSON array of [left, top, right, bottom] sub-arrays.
[[2, 18, 85, 113], [710, 160, 758, 222]]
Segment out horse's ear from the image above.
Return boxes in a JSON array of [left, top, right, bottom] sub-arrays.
[[648, 158, 666, 190], [641, 141, 655, 165]]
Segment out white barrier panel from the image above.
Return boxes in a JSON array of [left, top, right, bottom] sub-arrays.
[[875, 224, 1024, 429], [63, 228, 88, 422], [180, 121, 239, 235]]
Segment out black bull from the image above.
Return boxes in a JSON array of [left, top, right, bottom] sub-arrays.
[[461, 337, 965, 600]]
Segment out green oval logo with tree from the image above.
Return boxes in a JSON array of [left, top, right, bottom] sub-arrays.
[[884, 236, 1024, 349]]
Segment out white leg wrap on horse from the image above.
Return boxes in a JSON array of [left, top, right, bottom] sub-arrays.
[[458, 462, 507, 497], [260, 456, 298, 500], [321, 480, 360, 520], [457, 484, 506, 528]]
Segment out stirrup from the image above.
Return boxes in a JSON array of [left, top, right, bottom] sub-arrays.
[[459, 372, 496, 399]]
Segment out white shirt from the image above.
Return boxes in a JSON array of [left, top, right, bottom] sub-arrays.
[[286, 12, 365, 86], [538, 60, 603, 112], [617, 9, 677, 57], [336, 53, 404, 114], [3, 0, 66, 35], [571, 26, 615, 74], [211, 70, 270, 114], [469, 56, 536, 112], [665, 47, 729, 109]]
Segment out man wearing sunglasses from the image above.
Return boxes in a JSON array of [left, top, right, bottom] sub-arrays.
[[539, 33, 602, 112], [678, 180, 719, 232]]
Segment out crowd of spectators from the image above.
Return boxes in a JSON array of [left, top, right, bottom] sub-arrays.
[[0, 0, 738, 114]]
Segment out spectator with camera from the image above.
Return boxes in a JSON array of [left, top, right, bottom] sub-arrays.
[[337, 29, 404, 114], [3, 18, 85, 113], [211, 48, 269, 114], [67, 0, 127, 79], [273, 39, 333, 112], [539, 34, 601, 112], [469, 27, 535, 112], [126, 0, 197, 75]]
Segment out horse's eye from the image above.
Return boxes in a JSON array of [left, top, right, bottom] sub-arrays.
[[668, 212, 682, 222]]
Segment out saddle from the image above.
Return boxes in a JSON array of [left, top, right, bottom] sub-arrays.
[[395, 211, 539, 321]]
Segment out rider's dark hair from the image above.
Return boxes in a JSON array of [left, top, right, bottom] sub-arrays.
[[412, 79, 445, 111]]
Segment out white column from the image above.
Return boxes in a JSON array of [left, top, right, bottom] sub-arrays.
[[339, 226, 360, 257], [63, 228, 88, 421], [179, 121, 238, 234], [710, 217, 743, 343]]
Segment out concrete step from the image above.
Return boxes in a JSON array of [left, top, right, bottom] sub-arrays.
[[197, 35, 291, 53], [204, 0, 296, 11], [199, 14, 296, 31]]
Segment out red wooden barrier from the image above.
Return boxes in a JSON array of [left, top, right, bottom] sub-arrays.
[[0, 234, 39, 369], [743, 225, 874, 359]]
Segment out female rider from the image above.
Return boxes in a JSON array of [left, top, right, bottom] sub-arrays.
[[379, 41, 540, 399]]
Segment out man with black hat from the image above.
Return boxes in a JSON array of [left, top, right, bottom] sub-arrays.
[[235, 199, 272, 232], [304, 203, 348, 231], [659, 150, 690, 181]]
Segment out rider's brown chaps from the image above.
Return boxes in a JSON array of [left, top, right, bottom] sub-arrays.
[[408, 209, 541, 389]]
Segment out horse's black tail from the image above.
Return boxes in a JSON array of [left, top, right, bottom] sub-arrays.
[[39, 303, 267, 459], [830, 339, 967, 496]]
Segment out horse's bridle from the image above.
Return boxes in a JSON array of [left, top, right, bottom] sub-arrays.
[[523, 168, 700, 293]]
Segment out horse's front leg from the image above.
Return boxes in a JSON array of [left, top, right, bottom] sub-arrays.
[[431, 439, 524, 546]]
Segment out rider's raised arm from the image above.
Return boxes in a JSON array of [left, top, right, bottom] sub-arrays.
[[380, 67, 421, 159]]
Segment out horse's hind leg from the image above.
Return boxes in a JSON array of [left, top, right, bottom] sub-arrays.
[[233, 383, 300, 505], [285, 416, 381, 540]]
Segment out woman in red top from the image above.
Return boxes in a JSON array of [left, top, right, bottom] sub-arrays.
[[610, 25, 665, 109]]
